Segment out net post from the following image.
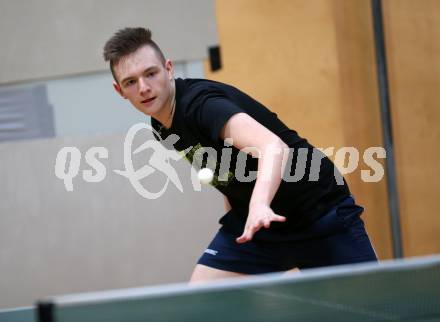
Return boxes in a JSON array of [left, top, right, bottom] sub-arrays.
[[36, 301, 55, 322]]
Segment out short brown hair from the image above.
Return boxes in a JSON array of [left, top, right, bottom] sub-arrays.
[[103, 27, 166, 82]]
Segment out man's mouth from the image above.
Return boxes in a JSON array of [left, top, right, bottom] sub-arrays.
[[141, 97, 156, 104]]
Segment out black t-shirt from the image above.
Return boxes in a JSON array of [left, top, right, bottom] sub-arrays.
[[152, 78, 350, 241]]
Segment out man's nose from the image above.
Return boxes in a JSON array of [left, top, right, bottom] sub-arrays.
[[138, 77, 151, 95]]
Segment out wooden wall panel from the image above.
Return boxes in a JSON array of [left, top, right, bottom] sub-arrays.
[[382, 0, 440, 256], [206, 0, 345, 148], [332, 0, 392, 259]]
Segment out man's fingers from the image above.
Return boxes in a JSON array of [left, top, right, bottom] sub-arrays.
[[236, 225, 259, 243], [237, 214, 286, 243], [236, 235, 248, 243], [236, 232, 251, 243], [263, 218, 271, 228], [272, 214, 286, 222], [262, 214, 284, 229], [236, 227, 251, 243]]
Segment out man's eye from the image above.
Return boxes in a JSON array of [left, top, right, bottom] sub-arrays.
[[125, 80, 135, 86], [147, 71, 156, 78]]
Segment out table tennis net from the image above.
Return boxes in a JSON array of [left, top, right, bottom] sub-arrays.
[[34, 256, 440, 322]]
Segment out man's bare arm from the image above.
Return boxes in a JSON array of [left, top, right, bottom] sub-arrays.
[[220, 113, 287, 243]]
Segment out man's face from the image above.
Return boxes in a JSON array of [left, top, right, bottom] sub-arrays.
[[113, 45, 174, 120]]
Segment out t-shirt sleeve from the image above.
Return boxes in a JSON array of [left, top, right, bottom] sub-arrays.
[[188, 93, 246, 144]]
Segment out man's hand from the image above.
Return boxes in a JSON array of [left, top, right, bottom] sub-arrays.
[[236, 203, 286, 243]]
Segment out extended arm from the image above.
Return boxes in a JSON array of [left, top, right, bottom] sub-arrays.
[[220, 113, 287, 243]]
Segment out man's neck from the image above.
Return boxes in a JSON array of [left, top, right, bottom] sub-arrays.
[[156, 80, 176, 129]]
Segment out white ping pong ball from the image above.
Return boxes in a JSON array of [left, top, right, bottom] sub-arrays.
[[198, 168, 214, 184]]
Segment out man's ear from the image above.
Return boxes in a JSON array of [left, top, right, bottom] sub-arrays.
[[165, 59, 174, 80], [113, 81, 126, 99]]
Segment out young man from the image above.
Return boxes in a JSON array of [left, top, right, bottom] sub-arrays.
[[103, 27, 377, 282]]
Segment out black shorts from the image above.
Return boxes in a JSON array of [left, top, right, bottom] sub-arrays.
[[197, 196, 378, 274]]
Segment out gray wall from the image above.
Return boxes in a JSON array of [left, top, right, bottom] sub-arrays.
[[0, 132, 223, 308], [0, 0, 221, 310], [0, 0, 217, 84]]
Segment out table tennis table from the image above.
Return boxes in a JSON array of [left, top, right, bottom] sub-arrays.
[[0, 306, 34, 322], [1, 255, 439, 322]]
